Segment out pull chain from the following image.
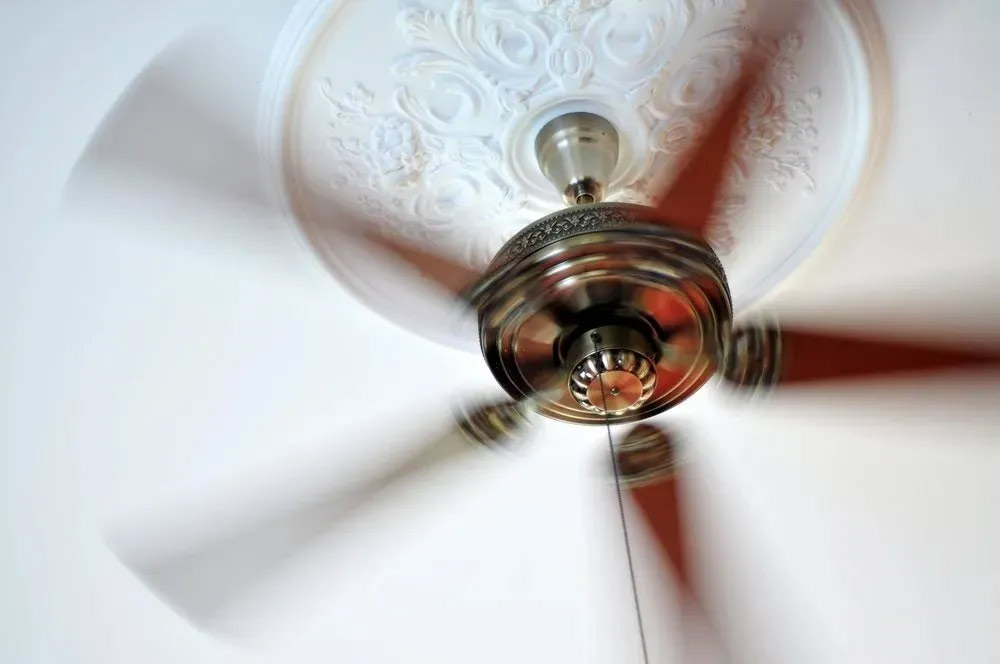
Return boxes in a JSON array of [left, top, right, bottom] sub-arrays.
[[593, 333, 650, 664]]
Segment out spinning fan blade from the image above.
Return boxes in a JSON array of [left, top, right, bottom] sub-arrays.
[[653, 68, 759, 242], [723, 322, 1000, 388], [352, 226, 485, 301], [652, 3, 806, 242], [615, 423, 731, 662], [64, 31, 483, 311], [614, 425, 689, 585], [109, 399, 530, 634], [779, 326, 1000, 384]]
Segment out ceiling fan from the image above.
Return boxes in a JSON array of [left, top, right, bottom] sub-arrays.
[[108, 5, 1000, 660]]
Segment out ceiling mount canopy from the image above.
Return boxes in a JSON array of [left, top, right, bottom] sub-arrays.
[[534, 111, 620, 206]]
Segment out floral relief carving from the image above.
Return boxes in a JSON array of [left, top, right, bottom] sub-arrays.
[[319, 0, 821, 264]]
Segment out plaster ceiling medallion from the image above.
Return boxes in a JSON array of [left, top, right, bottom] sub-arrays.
[[273, 0, 886, 345]]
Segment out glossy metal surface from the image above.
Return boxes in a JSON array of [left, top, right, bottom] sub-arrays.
[[721, 321, 783, 390], [455, 398, 533, 449], [567, 327, 657, 415], [470, 203, 732, 425], [534, 112, 619, 205], [615, 423, 681, 487]]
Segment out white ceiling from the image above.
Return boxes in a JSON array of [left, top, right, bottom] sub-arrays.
[[1, 1, 999, 663]]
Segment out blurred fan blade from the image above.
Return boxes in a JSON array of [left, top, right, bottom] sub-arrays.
[[64, 32, 482, 308], [63, 32, 284, 233], [615, 423, 731, 663], [354, 226, 485, 301], [652, 69, 758, 242], [110, 399, 530, 634], [615, 428, 688, 581], [777, 326, 1000, 385], [652, 3, 805, 242]]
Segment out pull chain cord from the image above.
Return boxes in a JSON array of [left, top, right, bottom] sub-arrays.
[[593, 334, 650, 664]]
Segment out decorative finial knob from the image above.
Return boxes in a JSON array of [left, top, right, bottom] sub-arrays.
[[566, 326, 659, 415]]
